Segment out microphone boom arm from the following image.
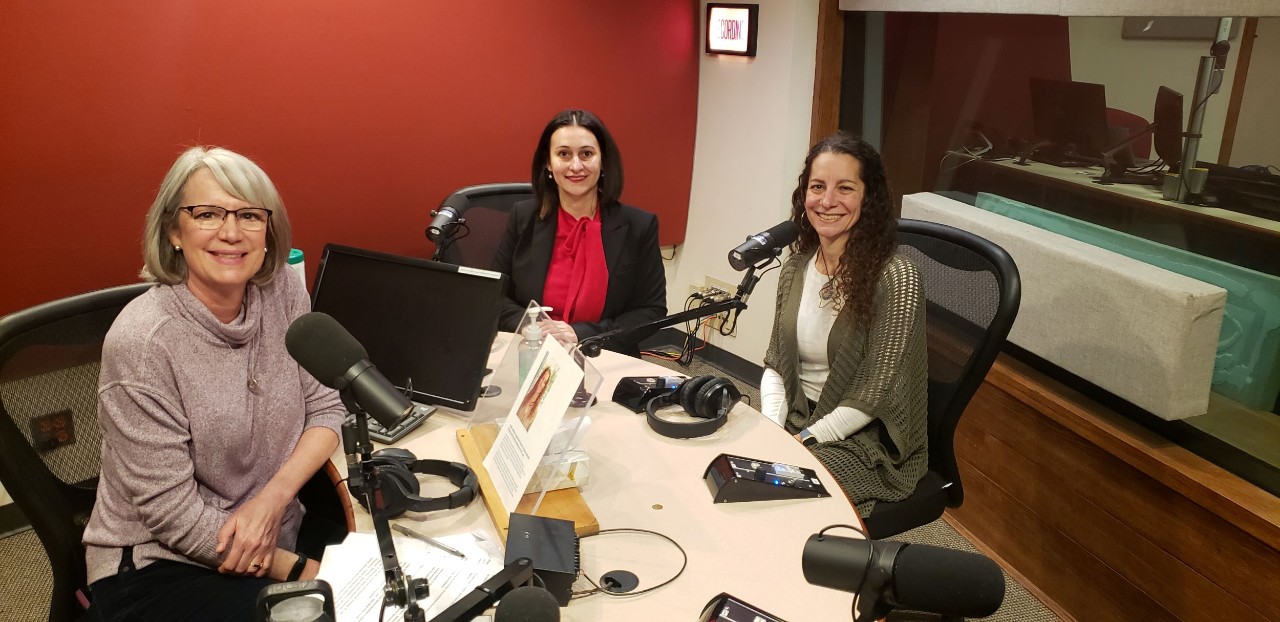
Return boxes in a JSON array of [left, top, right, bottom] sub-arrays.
[[578, 259, 770, 358], [340, 394, 430, 622]]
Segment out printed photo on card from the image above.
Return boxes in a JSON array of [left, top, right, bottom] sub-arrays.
[[481, 339, 584, 513]]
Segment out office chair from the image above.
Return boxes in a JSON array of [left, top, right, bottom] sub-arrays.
[[862, 219, 1020, 539], [1106, 107, 1152, 159], [0, 283, 151, 621], [0, 284, 354, 620], [430, 182, 534, 269]]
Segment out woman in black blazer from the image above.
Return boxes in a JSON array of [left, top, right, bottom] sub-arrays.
[[492, 109, 666, 355]]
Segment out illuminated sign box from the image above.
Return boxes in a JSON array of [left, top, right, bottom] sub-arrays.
[[706, 3, 759, 57]]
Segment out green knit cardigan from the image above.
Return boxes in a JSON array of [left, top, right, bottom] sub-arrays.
[[763, 250, 929, 516]]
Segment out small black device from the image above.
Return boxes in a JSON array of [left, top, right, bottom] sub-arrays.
[[611, 375, 686, 413], [350, 448, 477, 517], [644, 375, 741, 439], [311, 244, 505, 412], [699, 593, 786, 622], [704, 453, 830, 503], [345, 403, 433, 444], [504, 513, 580, 606]]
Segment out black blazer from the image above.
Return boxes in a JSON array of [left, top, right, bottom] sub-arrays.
[[492, 199, 667, 355]]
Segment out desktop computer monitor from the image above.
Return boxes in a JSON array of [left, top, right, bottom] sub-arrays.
[[1029, 77, 1110, 161], [1152, 86, 1184, 169], [310, 244, 506, 411]]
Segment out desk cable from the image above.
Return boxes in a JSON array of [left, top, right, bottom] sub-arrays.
[[571, 528, 688, 600]]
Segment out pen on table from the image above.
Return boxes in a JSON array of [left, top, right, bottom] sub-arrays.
[[392, 523, 466, 558]]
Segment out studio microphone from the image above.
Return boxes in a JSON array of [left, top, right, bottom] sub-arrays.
[[494, 585, 561, 622], [427, 193, 468, 244], [727, 221, 799, 271], [803, 530, 1005, 620], [285, 312, 414, 430]]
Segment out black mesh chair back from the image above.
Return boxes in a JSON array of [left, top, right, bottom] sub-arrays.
[[0, 283, 151, 621], [863, 219, 1020, 538], [431, 182, 534, 269]]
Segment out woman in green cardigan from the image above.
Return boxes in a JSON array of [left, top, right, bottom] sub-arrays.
[[760, 132, 929, 517]]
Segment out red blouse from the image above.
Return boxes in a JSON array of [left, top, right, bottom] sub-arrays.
[[542, 206, 609, 324]]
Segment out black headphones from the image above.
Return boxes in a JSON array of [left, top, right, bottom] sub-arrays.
[[352, 448, 478, 518], [644, 375, 741, 439]]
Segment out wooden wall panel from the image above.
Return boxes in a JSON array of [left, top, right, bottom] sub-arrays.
[[954, 463, 1173, 621], [949, 355, 1280, 621], [810, 0, 844, 144]]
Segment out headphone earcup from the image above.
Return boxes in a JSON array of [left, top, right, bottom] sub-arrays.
[[358, 451, 420, 518], [694, 377, 741, 418], [355, 458, 419, 517], [377, 462, 419, 518], [678, 375, 714, 415]]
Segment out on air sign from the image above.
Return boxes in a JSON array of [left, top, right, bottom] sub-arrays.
[[706, 4, 759, 57]]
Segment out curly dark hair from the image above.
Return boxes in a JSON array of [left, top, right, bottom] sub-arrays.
[[530, 109, 625, 219], [789, 132, 896, 329]]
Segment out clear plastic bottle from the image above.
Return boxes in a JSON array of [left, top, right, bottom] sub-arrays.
[[518, 308, 544, 385]]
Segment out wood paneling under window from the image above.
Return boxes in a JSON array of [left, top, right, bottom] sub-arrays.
[[949, 355, 1280, 621]]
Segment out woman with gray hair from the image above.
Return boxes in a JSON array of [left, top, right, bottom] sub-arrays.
[[82, 146, 344, 620]]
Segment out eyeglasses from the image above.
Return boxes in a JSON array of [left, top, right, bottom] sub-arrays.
[[177, 205, 273, 231]]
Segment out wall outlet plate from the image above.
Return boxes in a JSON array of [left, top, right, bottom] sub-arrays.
[[705, 276, 736, 296]]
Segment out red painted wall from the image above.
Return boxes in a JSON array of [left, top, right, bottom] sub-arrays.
[[0, 2, 699, 315]]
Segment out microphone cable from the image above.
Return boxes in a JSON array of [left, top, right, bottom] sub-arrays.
[[815, 523, 874, 616], [433, 220, 473, 257], [716, 255, 783, 337], [571, 527, 688, 600], [639, 293, 706, 362]]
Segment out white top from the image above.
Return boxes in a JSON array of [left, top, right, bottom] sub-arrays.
[[797, 254, 840, 402]]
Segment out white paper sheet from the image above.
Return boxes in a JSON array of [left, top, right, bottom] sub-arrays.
[[316, 531, 503, 622]]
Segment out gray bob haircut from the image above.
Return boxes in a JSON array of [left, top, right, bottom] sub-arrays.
[[140, 146, 292, 285]]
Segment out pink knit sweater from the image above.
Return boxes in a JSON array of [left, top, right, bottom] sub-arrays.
[[83, 273, 345, 584]]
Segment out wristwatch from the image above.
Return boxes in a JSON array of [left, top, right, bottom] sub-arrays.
[[799, 428, 819, 447]]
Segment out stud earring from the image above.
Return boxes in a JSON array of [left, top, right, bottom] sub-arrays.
[[547, 171, 553, 179], [174, 245, 181, 251]]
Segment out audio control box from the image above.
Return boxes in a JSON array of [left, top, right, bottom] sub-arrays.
[[704, 453, 831, 503], [505, 513, 579, 606]]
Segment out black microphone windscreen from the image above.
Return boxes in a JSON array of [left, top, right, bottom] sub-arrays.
[[285, 312, 369, 388], [765, 220, 799, 246], [494, 585, 560, 622], [893, 543, 1006, 618]]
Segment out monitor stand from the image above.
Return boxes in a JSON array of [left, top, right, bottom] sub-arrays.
[[479, 368, 501, 398]]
